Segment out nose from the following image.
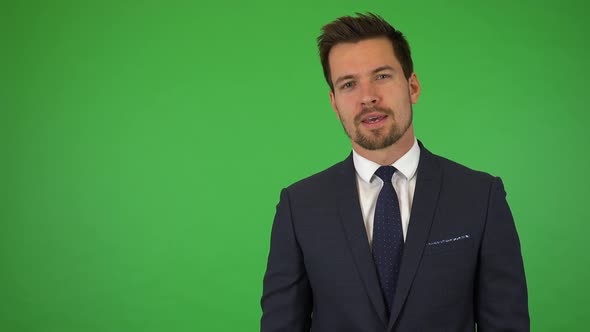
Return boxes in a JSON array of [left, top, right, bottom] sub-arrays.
[[359, 81, 379, 107]]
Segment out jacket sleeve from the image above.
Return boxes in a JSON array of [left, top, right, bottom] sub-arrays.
[[261, 188, 312, 332], [476, 177, 530, 331]]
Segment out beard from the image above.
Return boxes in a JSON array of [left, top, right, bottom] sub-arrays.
[[339, 105, 412, 151]]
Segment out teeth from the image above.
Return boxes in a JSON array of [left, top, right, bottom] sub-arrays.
[[367, 116, 379, 123]]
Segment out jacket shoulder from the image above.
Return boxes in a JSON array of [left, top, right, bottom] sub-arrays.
[[289, 158, 347, 188], [428, 151, 500, 190]]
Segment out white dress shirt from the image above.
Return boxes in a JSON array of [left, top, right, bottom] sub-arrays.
[[352, 139, 420, 247]]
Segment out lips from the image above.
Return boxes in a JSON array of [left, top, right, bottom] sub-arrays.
[[360, 113, 388, 125], [362, 115, 387, 124]]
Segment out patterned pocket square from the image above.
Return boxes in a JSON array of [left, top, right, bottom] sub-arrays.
[[426, 234, 470, 246]]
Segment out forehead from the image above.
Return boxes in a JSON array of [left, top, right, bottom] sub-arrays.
[[328, 37, 400, 77]]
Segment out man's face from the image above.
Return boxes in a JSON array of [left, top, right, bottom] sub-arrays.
[[328, 37, 421, 151]]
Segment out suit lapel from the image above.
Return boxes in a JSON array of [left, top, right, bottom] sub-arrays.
[[335, 154, 388, 326], [388, 143, 443, 330]]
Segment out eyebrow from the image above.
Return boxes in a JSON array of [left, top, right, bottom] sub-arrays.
[[333, 65, 395, 87]]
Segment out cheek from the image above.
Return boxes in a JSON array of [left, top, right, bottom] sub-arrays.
[[335, 93, 357, 111], [336, 104, 356, 122], [387, 89, 411, 109]]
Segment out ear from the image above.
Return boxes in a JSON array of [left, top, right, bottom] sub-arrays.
[[408, 72, 421, 104], [329, 90, 341, 119]]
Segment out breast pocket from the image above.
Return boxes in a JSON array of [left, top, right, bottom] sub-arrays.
[[422, 235, 474, 256]]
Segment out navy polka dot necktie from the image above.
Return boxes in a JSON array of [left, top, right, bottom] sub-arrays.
[[373, 166, 404, 314]]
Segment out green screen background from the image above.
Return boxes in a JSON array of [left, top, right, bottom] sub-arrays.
[[2, 0, 589, 331]]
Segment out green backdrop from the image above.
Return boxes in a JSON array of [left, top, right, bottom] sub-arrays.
[[2, 0, 589, 331]]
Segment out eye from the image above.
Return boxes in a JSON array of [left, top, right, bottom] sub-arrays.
[[340, 81, 355, 90], [376, 74, 391, 80]]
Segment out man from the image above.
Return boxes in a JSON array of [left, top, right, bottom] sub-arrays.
[[261, 13, 529, 332]]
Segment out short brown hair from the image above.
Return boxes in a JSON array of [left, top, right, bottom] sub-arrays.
[[317, 12, 414, 91]]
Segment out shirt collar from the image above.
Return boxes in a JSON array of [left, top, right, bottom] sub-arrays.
[[352, 138, 421, 184]]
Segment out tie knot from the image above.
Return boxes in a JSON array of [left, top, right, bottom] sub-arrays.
[[374, 166, 397, 182]]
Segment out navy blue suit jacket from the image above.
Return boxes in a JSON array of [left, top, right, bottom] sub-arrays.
[[261, 143, 529, 331]]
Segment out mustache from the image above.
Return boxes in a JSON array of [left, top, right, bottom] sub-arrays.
[[354, 106, 394, 124]]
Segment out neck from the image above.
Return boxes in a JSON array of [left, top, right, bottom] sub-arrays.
[[352, 126, 415, 166]]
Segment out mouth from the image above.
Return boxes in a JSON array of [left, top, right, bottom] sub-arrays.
[[360, 113, 388, 127]]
